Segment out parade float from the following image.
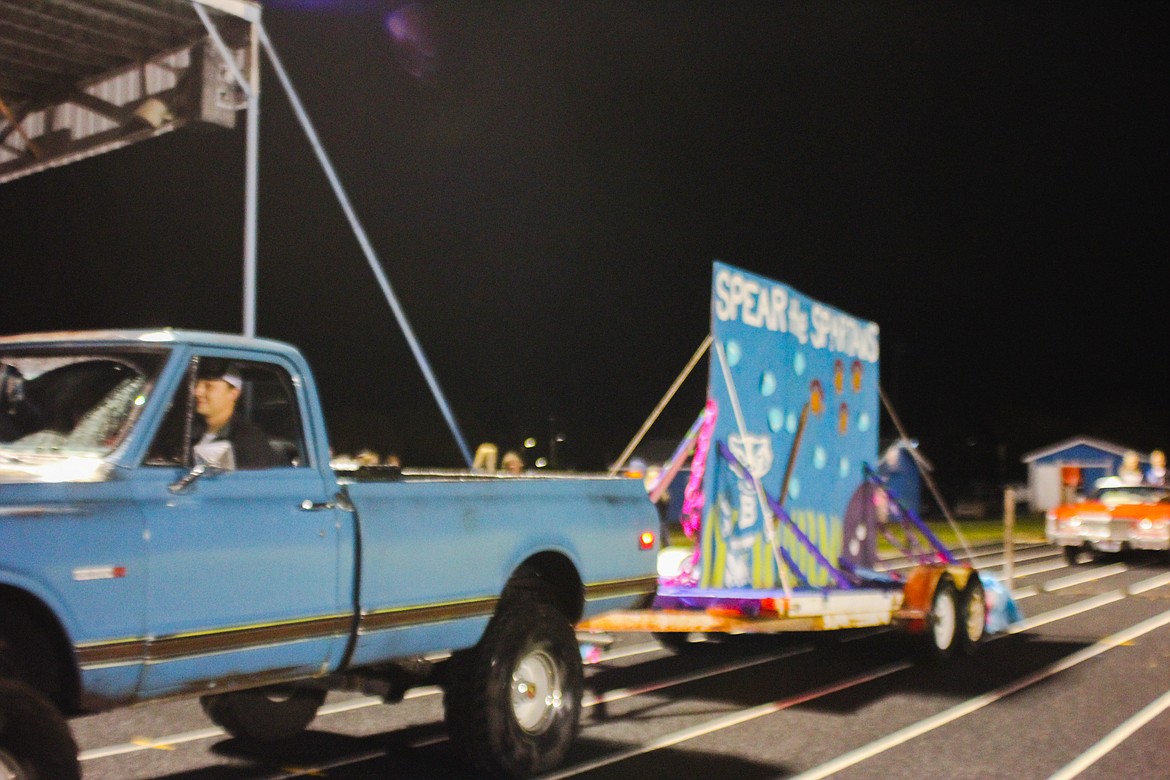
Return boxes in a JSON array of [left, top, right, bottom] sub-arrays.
[[580, 261, 1020, 657]]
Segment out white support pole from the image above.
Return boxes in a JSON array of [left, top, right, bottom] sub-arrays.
[[190, 0, 260, 337], [255, 22, 473, 467], [241, 22, 260, 337], [192, 0, 261, 22], [1003, 486, 1016, 589]]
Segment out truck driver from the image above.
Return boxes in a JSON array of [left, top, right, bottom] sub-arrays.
[[192, 362, 281, 470]]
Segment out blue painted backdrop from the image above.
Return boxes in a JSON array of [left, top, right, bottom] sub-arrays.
[[699, 261, 880, 589]]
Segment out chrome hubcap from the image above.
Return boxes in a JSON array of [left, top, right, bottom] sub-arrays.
[[966, 588, 986, 642], [933, 589, 956, 649], [511, 647, 562, 734]]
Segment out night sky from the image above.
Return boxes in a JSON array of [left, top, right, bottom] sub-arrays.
[[2, 2, 1167, 499]]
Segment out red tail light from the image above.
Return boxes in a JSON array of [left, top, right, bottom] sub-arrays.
[[639, 531, 656, 550]]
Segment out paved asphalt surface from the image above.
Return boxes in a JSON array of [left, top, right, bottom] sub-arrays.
[[70, 542, 1170, 779]]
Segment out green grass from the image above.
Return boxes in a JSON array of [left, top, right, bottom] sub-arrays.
[[891, 512, 1047, 554]]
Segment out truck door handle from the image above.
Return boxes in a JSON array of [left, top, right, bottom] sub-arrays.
[[299, 492, 353, 512]]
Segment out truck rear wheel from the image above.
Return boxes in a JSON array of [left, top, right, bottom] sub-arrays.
[[444, 601, 583, 778], [0, 678, 80, 780], [200, 686, 326, 742]]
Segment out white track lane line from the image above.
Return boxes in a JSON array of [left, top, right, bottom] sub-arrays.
[[876, 544, 1054, 572], [1013, 564, 1170, 602], [273, 644, 825, 775], [402, 644, 821, 751], [788, 607, 1170, 780], [79, 640, 670, 761], [294, 590, 1170, 778], [1005, 570, 1170, 634], [549, 572, 1170, 780], [582, 644, 814, 709], [539, 662, 914, 780], [82, 569, 1170, 766], [78, 728, 226, 760], [1047, 687, 1170, 780], [1128, 570, 1170, 594], [1038, 563, 1128, 592], [1002, 558, 1069, 582], [76, 636, 778, 762]]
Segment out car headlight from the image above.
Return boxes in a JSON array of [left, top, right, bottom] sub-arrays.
[[1135, 518, 1168, 533]]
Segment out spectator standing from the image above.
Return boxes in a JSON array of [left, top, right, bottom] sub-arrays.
[[501, 450, 524, 474], [1147, 449, 1167, 486], [1118, 450, 1144, 485]]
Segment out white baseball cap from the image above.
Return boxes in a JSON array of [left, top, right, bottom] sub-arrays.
[[220, 364, 244, 390]]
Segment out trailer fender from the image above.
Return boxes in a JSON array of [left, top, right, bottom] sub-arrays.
[[896, 564, 975, 635]]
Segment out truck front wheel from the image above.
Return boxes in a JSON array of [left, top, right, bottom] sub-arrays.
[[200, 686, 326, 742], [0, 678, 80, 780], [444, 601, 583, 778]]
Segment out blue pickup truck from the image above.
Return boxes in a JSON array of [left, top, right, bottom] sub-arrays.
[[0, 329, 659, 779]]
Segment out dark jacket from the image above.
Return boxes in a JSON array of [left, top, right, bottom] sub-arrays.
[[193, 413, 282, 470]]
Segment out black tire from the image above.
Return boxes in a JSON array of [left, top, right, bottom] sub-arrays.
[[200, 686, 326, 742], [921, 575, 959, 661], [0, 678, 81, 780], [0, 604, 68, 707], [1063, 545, 1081, 565], [958, 575, 986, 655], [444, 601, 583, 778]]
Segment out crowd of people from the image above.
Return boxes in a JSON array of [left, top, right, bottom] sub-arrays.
[[329, 449, 402, 470], [471, 442, 526, 473], [1118, 449, 1167, 486], [328, 443, 529, 473]]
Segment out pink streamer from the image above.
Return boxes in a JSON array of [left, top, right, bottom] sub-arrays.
[[660, 399, 718, 588], [680, 398, 717, 538]]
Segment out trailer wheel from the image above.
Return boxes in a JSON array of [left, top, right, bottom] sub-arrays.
[[1063, 546, 1081, 565], [958, 575, 986, 655], [922, 575, 959, 660], [0, 678, 80, 780], [444, 601, 583, 778], [200, 686, 326, 742]]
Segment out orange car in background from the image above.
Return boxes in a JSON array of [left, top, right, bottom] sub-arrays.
[[1046, 477, 1170, 564]]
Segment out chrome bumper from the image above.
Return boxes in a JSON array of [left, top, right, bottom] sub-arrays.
[[1047, 517, 1170, 551]]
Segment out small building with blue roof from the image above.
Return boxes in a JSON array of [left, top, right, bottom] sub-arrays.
[[1021, 436, 1141, 511]]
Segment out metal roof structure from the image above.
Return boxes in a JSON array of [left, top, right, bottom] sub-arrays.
[[0, 1, 475, 464], [0, 0, 258, 183]]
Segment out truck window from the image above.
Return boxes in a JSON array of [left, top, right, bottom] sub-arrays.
[[144, 357, 308, 469], [0, 348, 165, 455]]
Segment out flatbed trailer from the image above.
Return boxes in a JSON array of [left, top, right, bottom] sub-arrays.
[[580, 560, 991, 659]]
